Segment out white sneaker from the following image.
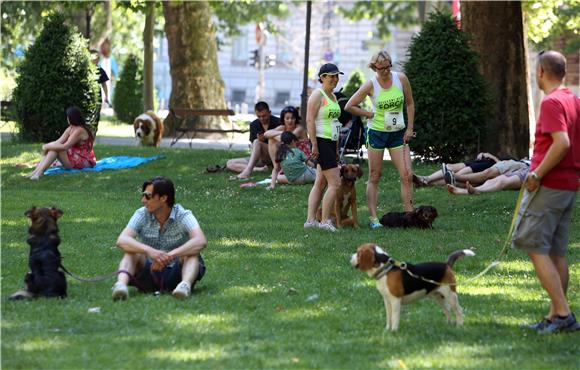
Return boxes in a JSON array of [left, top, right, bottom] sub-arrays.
[[112, 282, 129, 301], [318, 221, 338, 232], [304, 220, 319, 229], [172, 281, 191, 300]]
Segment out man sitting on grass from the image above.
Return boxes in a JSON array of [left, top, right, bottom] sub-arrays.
[[112, 176, 206, 300]]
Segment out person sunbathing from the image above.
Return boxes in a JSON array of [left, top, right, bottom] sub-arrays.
[[447, 167, 528, 195]]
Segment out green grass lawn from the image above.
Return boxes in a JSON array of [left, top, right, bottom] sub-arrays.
[[1, 142, 579, 369]]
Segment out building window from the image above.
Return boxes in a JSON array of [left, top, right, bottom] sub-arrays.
[[274, 91, 290, 106], [232, 36, 248, 63], [232, 89, 246, 104]]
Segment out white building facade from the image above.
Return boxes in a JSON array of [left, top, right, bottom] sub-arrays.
[[154, 1, 419, 114]]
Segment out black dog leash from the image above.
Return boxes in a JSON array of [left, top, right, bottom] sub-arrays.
[[59, 263, 149, 291]]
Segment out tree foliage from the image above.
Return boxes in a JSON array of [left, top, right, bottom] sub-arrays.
[[210, 1, 289, 39], [12, 13, 99, 142], [113, 54, 143, 124], [404, 11, 490, 162], [523, 0, 580, 53], [337, 1, 420, 39]]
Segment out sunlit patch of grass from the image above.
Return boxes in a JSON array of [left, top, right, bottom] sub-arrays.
[[1, 142, 578, 369], [148, 345, 229, 362], [13, 338, 68, 352], [162, 313, 238, 333]]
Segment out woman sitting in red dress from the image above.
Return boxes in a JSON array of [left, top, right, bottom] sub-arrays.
[[27, 106, 96, 180]]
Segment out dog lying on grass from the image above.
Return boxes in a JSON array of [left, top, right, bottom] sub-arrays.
[[380, 205, 438, 229], [350, 243, 474, 330], [9, 207, 67, 300]]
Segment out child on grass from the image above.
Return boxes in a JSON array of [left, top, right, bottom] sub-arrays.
[[267, 131, 316, 190]]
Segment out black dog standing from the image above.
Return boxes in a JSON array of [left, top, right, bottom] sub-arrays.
[[9, 207, 67, 300]]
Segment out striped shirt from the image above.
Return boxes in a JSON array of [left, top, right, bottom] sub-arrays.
[[127, 204, 200, 252]]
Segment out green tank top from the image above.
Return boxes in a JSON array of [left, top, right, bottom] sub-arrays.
[[315, 88, 342, 140], [370, 73, 406, 132]]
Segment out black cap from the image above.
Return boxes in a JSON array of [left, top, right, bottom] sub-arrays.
[[318, 63, 344, 77]]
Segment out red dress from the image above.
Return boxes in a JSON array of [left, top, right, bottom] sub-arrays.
[[296, 139, 312, 158], [66, 138, 96, 169]]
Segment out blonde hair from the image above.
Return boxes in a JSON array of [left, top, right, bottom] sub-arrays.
[[368, 51, 392, 72]]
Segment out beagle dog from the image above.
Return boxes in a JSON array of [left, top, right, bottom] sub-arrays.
[[134, 111, 164, 147], [350, 243, 474, 331], [316, 164, 363, 227]]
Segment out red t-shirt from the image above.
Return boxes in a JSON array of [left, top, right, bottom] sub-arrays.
[[531, 88, 580, 191]]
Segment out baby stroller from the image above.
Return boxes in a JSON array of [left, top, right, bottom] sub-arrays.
[[335, 90, 366, 163]]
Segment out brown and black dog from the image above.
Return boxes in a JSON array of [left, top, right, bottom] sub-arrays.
[[9, 207, 67, 300], [317, 164, 363, 228], [350, 243, 474, 330], [380, 205, 438, 229]]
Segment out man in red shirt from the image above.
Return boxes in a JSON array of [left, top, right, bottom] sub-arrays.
[[513, 50, 580, 334]]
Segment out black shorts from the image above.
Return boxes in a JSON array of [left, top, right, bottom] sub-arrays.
[[130, 255, 206, 292], [316, 137, 338, 171], [465, 158, 496, 173]]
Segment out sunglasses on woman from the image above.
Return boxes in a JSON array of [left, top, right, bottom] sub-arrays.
[[141, 191, 153, 200]]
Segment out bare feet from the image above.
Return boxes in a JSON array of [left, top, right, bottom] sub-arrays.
[[465, 181, 478, 195], [447, 184, 468, 195]]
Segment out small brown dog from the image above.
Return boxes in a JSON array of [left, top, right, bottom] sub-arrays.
[[380, 205, 438, 229], [9, 207, 67, 300], [134, 111, 164, 146], [317, 164, 363, 228], [350, 243, 474, 330]]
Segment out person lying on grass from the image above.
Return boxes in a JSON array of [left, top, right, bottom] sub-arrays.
[[112, 176, 207, 301], [413, 152, 500, 187], [447, 167, 528, 195], [267, 131, 316, 190], [25, 106, 96, 180]]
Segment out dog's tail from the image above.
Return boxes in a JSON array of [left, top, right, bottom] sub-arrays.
[[446, 249, 475, 268]]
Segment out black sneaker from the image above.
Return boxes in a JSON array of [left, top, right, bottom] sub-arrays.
[[522, 318, 551, 331], [444, 170, 456, 186], [538, 313, 580, 335]]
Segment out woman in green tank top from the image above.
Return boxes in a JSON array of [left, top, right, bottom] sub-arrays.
[[345, 51, 415, 228], [304, 63, 344, 232]]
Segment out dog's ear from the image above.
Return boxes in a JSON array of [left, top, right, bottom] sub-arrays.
[[340, 165, 345, 176], [357, 245, 376, 270], [355, 164, 363, 178], [49, 207, 64, 219], [25, 207, 36, 218]]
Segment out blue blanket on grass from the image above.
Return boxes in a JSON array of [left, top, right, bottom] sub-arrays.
[[44, 156, 162, 176]]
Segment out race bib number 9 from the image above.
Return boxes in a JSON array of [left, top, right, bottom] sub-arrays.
[[384, 111, 406, 131], [331, 120, 341, 141]]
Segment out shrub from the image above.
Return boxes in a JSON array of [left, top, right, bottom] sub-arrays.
[[340, 67, 371, 112], [12, 13, 99, 142], [404, 10, 491, 162], [113, 54, 143, 124], [341, 68, 366, 98]]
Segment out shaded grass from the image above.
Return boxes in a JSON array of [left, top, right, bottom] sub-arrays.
[[1, 142, 579, 369]]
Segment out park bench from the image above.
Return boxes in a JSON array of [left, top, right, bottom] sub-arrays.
[[168, 107, 248, 148]]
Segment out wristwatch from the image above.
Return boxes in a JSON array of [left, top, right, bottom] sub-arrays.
[[530, 171, 541, 181]]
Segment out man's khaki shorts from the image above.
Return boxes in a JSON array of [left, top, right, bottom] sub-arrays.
[[512, 186, 577, 256]]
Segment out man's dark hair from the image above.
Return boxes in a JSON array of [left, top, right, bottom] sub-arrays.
[[142, 176, 175, 207], [539, 50, 566, 80], [254, 101, 270, 113]]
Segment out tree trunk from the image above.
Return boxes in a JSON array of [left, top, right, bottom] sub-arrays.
[[162, 1, 227, 134], [462, 1, 530, 158], [143, 2, 155, 111]]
